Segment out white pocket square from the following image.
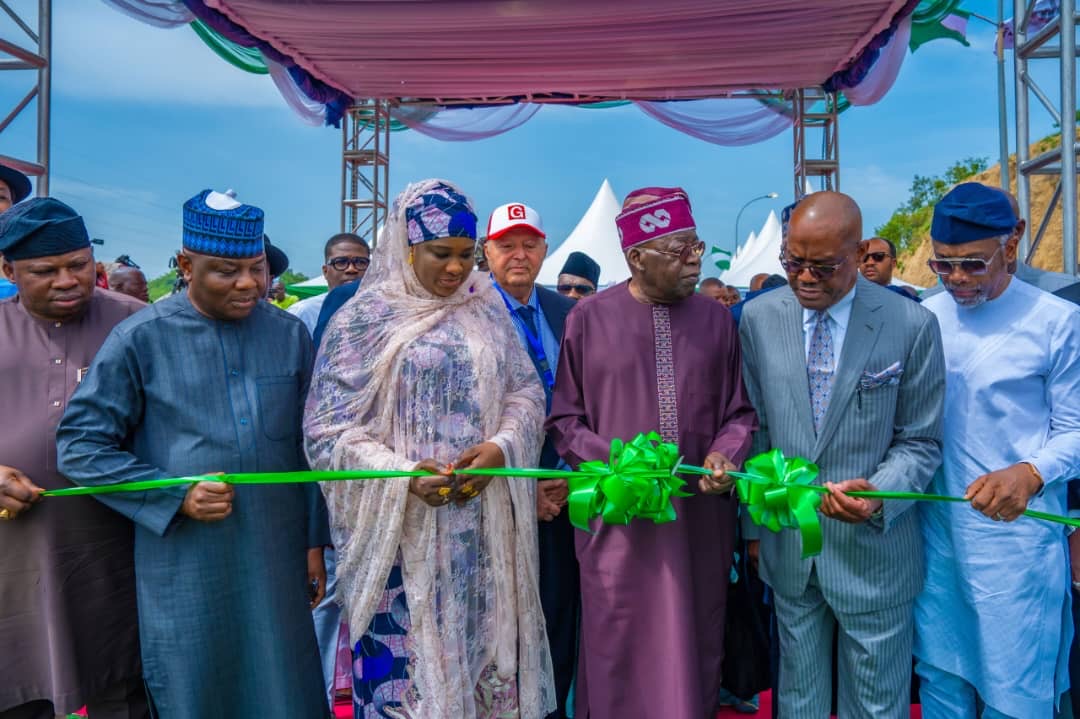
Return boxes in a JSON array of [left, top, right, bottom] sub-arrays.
[[859, 361, 903, 390]]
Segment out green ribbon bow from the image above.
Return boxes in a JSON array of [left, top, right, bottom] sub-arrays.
[[729, 448, 824, 559], [566, 432, 693, 532]]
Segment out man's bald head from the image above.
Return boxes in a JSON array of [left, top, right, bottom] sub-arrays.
[[788, 192, 863, 250], [107, 264, 149, 303], [783, 191, 863, 310], [749, 273, 770, 292]]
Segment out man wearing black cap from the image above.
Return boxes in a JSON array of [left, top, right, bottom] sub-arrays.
[[556, 250, 601, 300], [0, 163, 32, 300], [0, 198, 148, 719], [915, 182, 1080, 718], [56, 189, 329, 719]]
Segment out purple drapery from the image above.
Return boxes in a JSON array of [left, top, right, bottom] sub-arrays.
[[637, 99, 793, 146], [101, 0, 913, 141]]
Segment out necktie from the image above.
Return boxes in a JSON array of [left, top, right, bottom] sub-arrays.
[[515, 305, 553, 408], [807, 310, 834, 433]]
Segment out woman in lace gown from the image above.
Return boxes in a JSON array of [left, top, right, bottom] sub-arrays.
[[303, 179, 555, 719]]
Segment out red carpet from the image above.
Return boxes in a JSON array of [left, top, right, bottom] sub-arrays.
[[334, 691, 922, 718], [716, 691, 922, 718]]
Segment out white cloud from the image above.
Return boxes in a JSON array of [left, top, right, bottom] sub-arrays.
[[48, 1, 285, 108]]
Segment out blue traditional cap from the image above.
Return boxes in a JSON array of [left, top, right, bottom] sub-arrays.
[[0, 164, 32, 206], [0, 197, 90, 261], [404, 182, 477, 245], [182, 189, 265, 258], [560, 251, 601, 286], [931, 182, 1017, 245]]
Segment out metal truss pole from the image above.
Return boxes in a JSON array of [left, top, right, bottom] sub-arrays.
[[340, 100, 391, 247], [1013, 0, 1078, 274], [0, 0, 50, 193], [793, 88, 840, 198]]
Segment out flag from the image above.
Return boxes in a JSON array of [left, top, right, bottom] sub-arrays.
[[909, 0, 972, 52], [708, 246, 732, 270]]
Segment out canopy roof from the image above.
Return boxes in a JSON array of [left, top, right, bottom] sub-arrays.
[[199, 0, 915, 104]]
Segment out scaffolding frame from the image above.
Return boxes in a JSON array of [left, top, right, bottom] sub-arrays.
[[1013, 0, 1077, 273], [342, 89, 838, 235], [793, 87, 840, 198], [340, 100, 391, 245], [0, 0, 50, 195]]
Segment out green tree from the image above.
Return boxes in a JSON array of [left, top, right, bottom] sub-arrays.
[[876, 156, 989, 257], [279, 269, 308, 285], [147, 270, 178, 302]]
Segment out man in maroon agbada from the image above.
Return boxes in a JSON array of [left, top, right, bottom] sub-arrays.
[[546, 187, 757, 719], [0, 199, 147, 719]]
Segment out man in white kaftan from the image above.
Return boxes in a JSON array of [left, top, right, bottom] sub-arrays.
[[915, 182, 1080, 718]]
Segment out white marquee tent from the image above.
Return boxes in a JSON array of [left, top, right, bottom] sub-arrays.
[[537, 179, 628, 287]]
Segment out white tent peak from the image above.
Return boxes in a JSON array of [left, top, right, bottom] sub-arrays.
[[718, 210, 783, 287], [537, 179, 628, 287]]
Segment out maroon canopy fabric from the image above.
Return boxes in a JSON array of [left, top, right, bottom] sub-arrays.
[[203, 0, 913, 101]]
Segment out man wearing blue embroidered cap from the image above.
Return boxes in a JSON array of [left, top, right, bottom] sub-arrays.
[[915, 181, 1080, 718], [56, 189, 330, 719]]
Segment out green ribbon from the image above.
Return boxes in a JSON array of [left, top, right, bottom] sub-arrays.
[[40, 442, 1080, 553], [729, 449, 824, 558], [729, 448, 1080, 559], [566, 432, 693, 532], [41, 434, 692, 533]]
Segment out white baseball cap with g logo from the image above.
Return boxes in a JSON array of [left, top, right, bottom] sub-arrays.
[[486, 202, 545, 240]]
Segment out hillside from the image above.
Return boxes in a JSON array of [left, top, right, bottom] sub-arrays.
[[896, 134, 1075, 286]]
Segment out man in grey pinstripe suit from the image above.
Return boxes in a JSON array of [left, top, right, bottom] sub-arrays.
[[739, 192, 945, 718]]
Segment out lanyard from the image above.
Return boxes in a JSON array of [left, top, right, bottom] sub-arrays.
[[494, 282, 555, 390]]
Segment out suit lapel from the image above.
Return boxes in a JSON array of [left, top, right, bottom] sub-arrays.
[[812, 280, 884, 458], [536, 286, 569, 339], [778, 292, 816, 435]]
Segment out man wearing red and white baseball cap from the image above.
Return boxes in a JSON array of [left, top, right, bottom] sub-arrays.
[[484, 201, 579, 719]]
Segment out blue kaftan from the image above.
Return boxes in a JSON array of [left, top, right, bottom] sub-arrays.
[[917, 279, 1080, 717], [56, 292, 329, 719]]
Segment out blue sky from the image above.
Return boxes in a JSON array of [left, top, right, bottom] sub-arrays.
[[0, 0, 1064, 279]]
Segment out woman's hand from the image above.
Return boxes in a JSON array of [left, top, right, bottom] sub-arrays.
[[410, 459, 455, 508], [452, 442, 505, 504]]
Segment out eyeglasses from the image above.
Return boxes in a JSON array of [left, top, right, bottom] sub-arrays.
[[927, 246, 1003, 277], [641, 240, 706, 264], [779, 254, 848, 280], [328, 256, 370, 271], [115, 254, 140, 269], [861, 252, 892, 263], [557, 283, 595, 296]]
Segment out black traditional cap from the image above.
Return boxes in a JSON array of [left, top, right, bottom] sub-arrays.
[[931, 183, 1018, 245], [264, 235, 289, 278], [0, 164, 32, 206], [0, 197, 90, 261], [559, 251, 601, 286]]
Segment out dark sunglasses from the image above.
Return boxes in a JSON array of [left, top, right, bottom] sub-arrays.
[[328, 256, 371, 271], [861, 252, 892, 263], [926, 247, 1003, 277], [641, 240, 706, 264], [115, 254, 140, 269], [557, 283, 595, 295], [779, 254, 848, 280]]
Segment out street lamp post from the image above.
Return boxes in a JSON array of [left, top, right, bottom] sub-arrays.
[[734, 192, 779, 248]]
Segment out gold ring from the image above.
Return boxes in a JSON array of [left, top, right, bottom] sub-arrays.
[[0, 508, 11, 520], [462, 486, 478, 498], [437, 487, 451, 497]]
